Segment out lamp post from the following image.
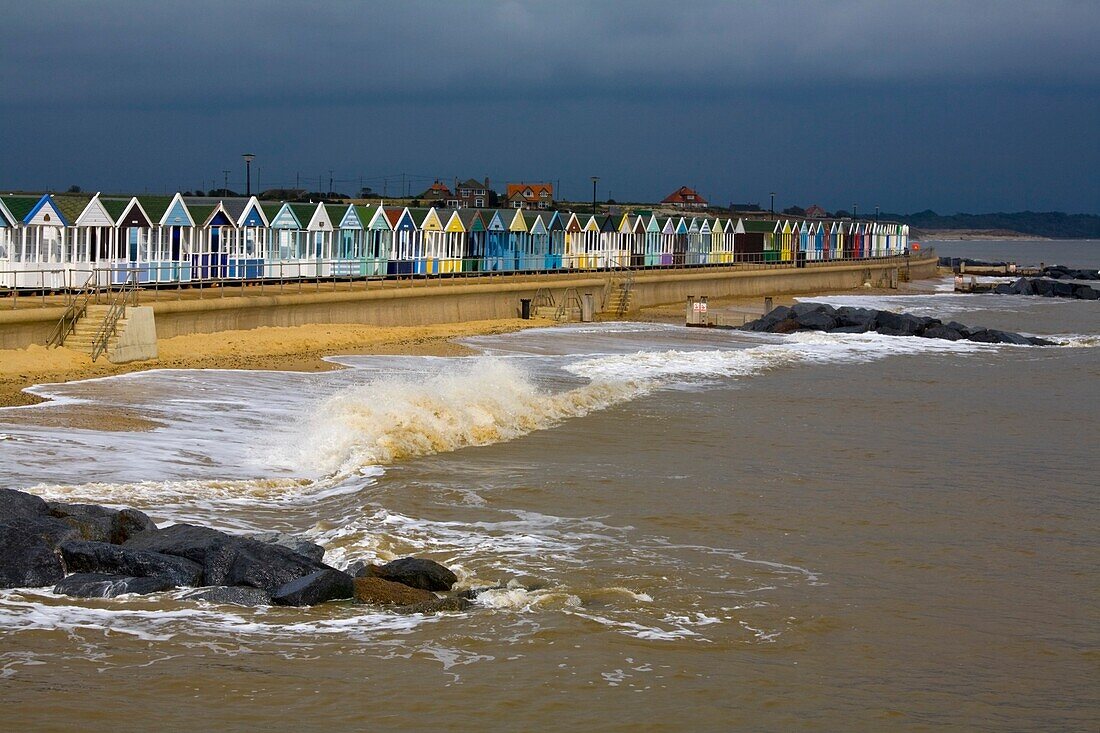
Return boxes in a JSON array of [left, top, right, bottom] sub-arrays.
[[853, 203, 858, 220], [591, 176, 599, 215], [769, 192, 775, 215], [875, 205, 880, 221], [242, 154, 255, 196]]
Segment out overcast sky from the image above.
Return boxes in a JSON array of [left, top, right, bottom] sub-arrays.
[[2, 1, 1098, 212]]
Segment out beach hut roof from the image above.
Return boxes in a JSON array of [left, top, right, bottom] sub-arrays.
[[457, 208, 483, 229], [74, 193, 114, 227], [237, 196, 269, 227], [0, 197, 16, 227]]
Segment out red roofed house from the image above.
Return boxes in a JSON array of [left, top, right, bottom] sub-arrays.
[[661, 186, 708, 210], [804, 204, 828, 218], [417, 179, 453, 203], [506, 182, 554, 210]]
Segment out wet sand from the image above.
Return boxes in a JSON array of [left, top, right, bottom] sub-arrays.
[[0, 318, 552, 412]]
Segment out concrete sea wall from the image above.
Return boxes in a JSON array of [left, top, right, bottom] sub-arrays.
[[0, 255, 938, 349]]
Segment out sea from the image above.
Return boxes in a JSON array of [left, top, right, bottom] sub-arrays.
[[1, 240, 1097, 732]]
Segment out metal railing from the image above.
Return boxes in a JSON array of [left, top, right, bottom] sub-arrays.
[[0, 249, 932, 310], [90, 275, 138, 362], [46, 271, 97, 347]]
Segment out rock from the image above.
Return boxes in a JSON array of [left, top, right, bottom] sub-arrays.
[[124, 524, 329, 592], [944, 321, 973, 337], [396, 596, 473, 614], [374, 557, 458, 592], [742, 305, 792, 331], [1027, 336, 1057, 346], [834, 307, 878, 329], [993, 283, 1015, 295], [53, 572, 175, 598], [0, 521, 66, 588], [0, 488, 50, 520], [1075, 285, 1098, 300], [1052, 281, 1076, 298], [874, 310, 924, 336], [351, 562, 383, 578], [181, 586, 272, 607], [452, 585, 507, 600], [920, 324, 963, 341], [272, 568, 354, 606], [793, 308, 838, 331], [48, 503, 157, 545], [59, 540, 203, 586], [247, 532, 326, 564], [352, 576, 436, 606]]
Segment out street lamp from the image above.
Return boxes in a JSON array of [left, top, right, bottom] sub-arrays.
[[590, 176, 599, 215], [875, 205, 880, 221], [242, 154, 255, 196], [770, 192, 775, 215], [853, 203, 858, 219]]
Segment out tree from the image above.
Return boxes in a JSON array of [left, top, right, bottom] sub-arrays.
[[782, 205, 806, 216], [67, 185, 82, 193]]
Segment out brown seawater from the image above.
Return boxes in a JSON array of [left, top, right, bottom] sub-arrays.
[[1, 241, 1097, 732]]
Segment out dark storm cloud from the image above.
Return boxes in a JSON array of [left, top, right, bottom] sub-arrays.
[[2, 1, 1098, 211]]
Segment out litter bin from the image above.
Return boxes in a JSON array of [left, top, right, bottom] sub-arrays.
[[520, 298, 532, 319]]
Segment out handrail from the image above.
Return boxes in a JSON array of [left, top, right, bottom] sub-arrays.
[[46, 271, 96, 347], [89, 275, 137, 362]]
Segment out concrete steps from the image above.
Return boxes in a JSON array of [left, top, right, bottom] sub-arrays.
[[62, 305, 125, 357]]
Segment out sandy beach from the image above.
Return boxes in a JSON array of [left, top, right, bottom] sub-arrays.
[[0, 318, 552, 417]]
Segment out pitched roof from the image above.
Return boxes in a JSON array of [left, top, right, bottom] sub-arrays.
[[416, 180, 453, 199], [53, 194, 93, 223], [661, 186, 709, 205], [506, 182, 553, 201], [2, 196, 40, 222]]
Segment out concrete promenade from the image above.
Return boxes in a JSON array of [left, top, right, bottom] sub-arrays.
[[0, 254, 938, 349]]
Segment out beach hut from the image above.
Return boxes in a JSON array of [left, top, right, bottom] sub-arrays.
[[155, 193, 196, 282], [194, 201, 237, 281], [581, 215, 601, 269], [68, 193, 115, 286], [483, 210, 508, 271], [364, 205, 392, 275], [812, 222, 825, 261], [658, 217, 676, 266], [419, 208, 447, 274], [598, 214, 618, 268], [304, 202, 336, 276], [740, 220, 773, 261], [227, 196, 267, 279], [563, 212, 584, 269], [387, 207, 419, 275], [0, 197, 20, 287], [507, 209, 529, 271], [672, 217, 689, 266], [265, 202, 305, 278], [458, 209, 485, 272], [524, 211, 548, 271], [643, 214, 661, 267], [333, 203, 367, 276], [630, 214, 647, 267], [545, 211, 565, 270], [5, 194, 70, 288], [441, 210, 466, 273]]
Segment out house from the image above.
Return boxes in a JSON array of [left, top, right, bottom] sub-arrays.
[[661, 186, 708, 210], [455, 178, 493, 208], [416, 180, 453, 203], [804, 204, 828, 219], [505, 182, 554, 210]]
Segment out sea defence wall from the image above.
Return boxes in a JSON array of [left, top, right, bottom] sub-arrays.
[[0, 255, 937, 348]]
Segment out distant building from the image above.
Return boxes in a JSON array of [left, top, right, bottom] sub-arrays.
[[417, 180, 453, 202], [661, 186, 708, 210], [505, 182, 554, 209], [455, 177, 493, 208], [804, 204, 828, 218]]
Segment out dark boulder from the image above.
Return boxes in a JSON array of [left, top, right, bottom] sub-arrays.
[[352, 577, 436, 606], [742, 305, 792, 332], [124, 524, 329, 592], [793, 308, 838, 331], [53, 572, 175, 598], [874, 310, 925, 336], [1052, 280, 1076, 298], [993, 283, 1015, 295], [48, 502, 156, 545], [59, 540, 203, 586], [1075, 285, 1098, 300], [374, 557, 458, 592], [945, 321, 973, 338], [835, 307, 878, 330], [0, 488, 50, 520], [396, 596, 473, 614], [0, 521, 66, 588], [181, 586, 272, 607], [1027, 336, 1057, 346], [920, 324, 963, 341], [272, 568, 354, 606], [828, 325, 869, 334], [247, 532, 326, 564]]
